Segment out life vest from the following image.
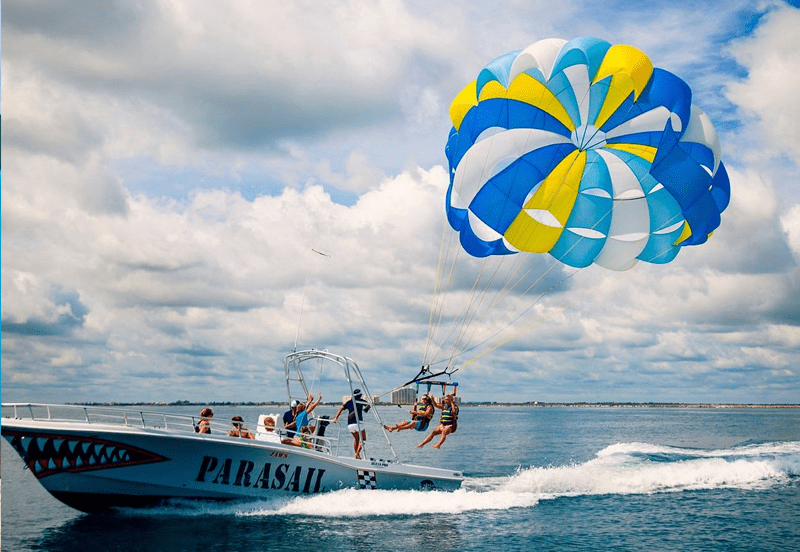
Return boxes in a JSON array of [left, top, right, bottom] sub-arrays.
[[441, 405, 455, 425], [441, 404, 458, 433], [413, 403, 431, 420]]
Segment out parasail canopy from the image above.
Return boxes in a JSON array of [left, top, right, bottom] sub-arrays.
[[419, 37, 732, 381], [445, 37, 730, 271]]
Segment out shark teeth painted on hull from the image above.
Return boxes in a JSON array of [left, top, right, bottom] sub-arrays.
[[6, 431, 168, 479]]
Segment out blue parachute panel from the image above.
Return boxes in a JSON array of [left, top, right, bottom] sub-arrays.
[[680, 192, 722, 246], [637, 234, 681, 264], [457, 215, 517, 258], [546, 71, 582, 128], [645, 186, 684, 234], [679, 141, 716, 172], [551, 37, 611, 81], [588, 76, 612, 126], [637, 68, 692, 133], [710, 162, 731, 213], [550, 229, 606, 268], [651, 121, 710, 209], [476, 51, 522, 96]]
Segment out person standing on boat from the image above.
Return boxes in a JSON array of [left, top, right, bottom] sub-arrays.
[[282, 400, 299, 444], [333, 389, 371, 459], [418, 394, 458, 449]]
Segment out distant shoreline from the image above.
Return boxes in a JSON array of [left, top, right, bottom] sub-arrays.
[[62, 401, 800, 409]]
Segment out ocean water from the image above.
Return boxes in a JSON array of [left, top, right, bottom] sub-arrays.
[[2, 405, 799, 551]]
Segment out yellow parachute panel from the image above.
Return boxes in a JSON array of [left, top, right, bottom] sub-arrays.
[[593, 44, 653, 99], [604, 143, 658, 163], [504, 151, 586, 252], [450, 81, 478, 131], [673, 221, 693, 245], [507, 73, 575, 131], [477, 80, 510, 101], [593, 73, 635, 129]]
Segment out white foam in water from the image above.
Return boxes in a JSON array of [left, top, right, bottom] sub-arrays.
[[124, 441, 799, 518], [241, 488, 539, 517], [502, 441, 800, 497]]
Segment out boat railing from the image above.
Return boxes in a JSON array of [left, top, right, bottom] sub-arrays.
[[266, 413, 342, 456], [272, 428, 336, 455], [1, 403, 347, 456], [2, 403, 236, 436]]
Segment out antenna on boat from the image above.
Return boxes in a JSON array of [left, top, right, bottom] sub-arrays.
[[294, 248, 331, 352]]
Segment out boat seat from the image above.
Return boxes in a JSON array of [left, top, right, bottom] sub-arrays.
[[255, 414, 280, 442]]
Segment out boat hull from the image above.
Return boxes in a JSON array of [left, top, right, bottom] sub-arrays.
[[2, 417, 463, 512]]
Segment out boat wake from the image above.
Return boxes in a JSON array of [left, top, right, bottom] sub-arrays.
[[124, 441, 800, 518], [495, 440, 800, 498]]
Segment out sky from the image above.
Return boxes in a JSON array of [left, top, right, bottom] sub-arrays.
[[2, 0, 799, 404]]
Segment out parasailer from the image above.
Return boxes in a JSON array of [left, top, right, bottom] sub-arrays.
[[417, 394, 459, 449]]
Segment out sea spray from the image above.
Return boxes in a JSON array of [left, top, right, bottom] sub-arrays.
[[501, 441, 799, 496]]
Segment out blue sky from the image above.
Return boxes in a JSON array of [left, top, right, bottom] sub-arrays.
[[2, 0, 799, 404]]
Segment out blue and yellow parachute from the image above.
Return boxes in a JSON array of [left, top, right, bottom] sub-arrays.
[[445, 37, 730, 271]]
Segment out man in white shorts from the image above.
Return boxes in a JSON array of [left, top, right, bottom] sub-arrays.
[[333, 389, 371, 459]]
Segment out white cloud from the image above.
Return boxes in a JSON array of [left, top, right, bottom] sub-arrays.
[[1, 161, 451, 401], [784, 205, 800, 256], [727, 3, 800, 161], [3, 0, 456, 154], [2, 0, 800, 404]]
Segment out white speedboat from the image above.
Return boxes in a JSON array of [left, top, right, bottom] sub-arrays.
[[1, 349, 463, 512]]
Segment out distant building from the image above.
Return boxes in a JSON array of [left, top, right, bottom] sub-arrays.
[[341, 394, 380, 405], [391, 387, 417, 405]]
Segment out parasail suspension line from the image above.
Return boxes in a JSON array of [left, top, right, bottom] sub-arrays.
[[293, 248, 331, 352]]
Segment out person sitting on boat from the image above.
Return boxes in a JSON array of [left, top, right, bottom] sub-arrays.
[[256, 415, 281, 443], [282, 400, 299, 444], [293, 426, 314, 449], [228, 415, 255, 439], [196, 408, 213, 434], [384, 394, 434, 433], [333, 389, 371, 459], [418, 394, 458, 449]]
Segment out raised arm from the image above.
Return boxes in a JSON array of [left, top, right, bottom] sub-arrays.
[[307, 394, 322, 414]]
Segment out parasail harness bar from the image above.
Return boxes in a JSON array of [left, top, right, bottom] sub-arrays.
[[403, 365, 459, 395]]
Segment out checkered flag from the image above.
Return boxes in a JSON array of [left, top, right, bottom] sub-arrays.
[[357, 469, 377, 489]]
